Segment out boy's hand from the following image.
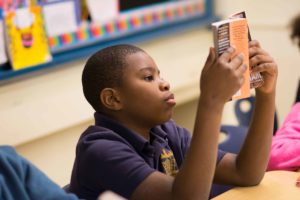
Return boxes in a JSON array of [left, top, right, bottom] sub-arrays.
[[200, 47, 247, 103], [249, 40, 278, 94]]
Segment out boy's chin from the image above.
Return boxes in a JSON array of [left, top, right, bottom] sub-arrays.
[[159, 113, 173, 124]]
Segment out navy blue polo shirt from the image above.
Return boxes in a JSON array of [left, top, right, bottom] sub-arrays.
[[69, 112, 226, 200]]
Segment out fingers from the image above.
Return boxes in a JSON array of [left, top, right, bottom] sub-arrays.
[[213, 46, 247, 77], [207, 47, 216, 65], [220, 47, 247, 83], [249, 42, 276, 72], [206, 47, 216, 66], [200, 46, 248, 102], [248, 40, 278, 80], [218, 47, 245, 69], [230, 53, 245, 70], [236, 63, 248, 74], [228, 50, 247, 85], [249, 44, 269, 59], [249, 40, 261, 48], [251, 62, 277, 74], [219, 47, 235, 63], [250, 54, 273, 68]]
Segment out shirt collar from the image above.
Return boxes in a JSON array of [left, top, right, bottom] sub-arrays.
[[94, 112, 169, 152], [94, 112, 150, 152], [150, 126, 168, 144]]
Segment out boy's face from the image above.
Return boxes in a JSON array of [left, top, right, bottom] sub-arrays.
[[118, 52, 176, 126]]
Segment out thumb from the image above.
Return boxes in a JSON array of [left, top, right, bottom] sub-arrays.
[[202, 47, 216, 72]]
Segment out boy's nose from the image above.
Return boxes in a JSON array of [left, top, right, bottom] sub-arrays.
[[159, 79, 170, 91]]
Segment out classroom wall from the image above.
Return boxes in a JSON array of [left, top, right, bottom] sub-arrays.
[[215, 0, 300, 27], [215, 0, 300, 125], [11, 0, 300, 186]]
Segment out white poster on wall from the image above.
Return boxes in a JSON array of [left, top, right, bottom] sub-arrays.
[[87, 0, 119, 24], [42, 1, 79, 36]]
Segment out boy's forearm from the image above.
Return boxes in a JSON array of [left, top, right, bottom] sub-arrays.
[[173, 96, 224, 199], [236, 91, 276, 185]]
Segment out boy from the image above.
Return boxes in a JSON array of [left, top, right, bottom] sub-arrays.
[[69, 41, 277, 200]]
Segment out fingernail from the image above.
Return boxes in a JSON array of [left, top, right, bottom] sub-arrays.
[[238, 53, 244, 59], [228, 47, 235, 53]]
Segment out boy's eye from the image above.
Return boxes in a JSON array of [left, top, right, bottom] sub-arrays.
[[144, 75, 154, 81]]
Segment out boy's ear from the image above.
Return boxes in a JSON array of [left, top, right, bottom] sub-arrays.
[[100, 88, 122, 111]]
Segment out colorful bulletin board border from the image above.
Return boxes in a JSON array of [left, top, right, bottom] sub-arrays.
[[48, 0, 205, 53], [0, 0, 216, 81]]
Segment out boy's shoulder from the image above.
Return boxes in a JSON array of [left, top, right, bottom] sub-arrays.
[[79, 125, 126, 144], [77, 115, 191, 153], [79, 119, 190, 142]]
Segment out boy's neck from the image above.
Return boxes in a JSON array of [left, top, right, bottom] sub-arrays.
[[120, 121, 151, 141], [105, 112, 151, 141]]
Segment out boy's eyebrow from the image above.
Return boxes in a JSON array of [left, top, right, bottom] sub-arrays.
[[139, 67, 160, 74]]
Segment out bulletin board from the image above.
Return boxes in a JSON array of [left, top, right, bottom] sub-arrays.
[[0, 0, 217, 81]]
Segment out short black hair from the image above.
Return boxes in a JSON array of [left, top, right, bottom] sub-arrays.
[[82, 44, 145, 112], [291, 13, 300, 49]]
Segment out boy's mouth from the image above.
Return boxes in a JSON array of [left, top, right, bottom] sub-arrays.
[[165, 93, 176, 106]]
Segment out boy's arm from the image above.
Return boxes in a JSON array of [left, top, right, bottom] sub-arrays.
[[214, 40, 278, 186], [131, 47, 247, 200]]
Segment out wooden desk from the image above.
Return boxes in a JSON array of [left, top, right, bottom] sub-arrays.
[[212, 171, 300, 200]]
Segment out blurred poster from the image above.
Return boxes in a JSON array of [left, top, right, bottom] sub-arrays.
[[4, 6, 52, 70], [41, 0, 80, 36], [0, 8, 8, 65], [86, 0, 119, 24]]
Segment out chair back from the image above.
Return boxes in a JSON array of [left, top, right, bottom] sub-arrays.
[[235, 96, 278, 135]]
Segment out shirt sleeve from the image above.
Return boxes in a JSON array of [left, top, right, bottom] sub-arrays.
[[77, 139, 155, 199], [217, 149, 227, 164]]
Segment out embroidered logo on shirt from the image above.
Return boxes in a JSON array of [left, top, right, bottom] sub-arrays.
[[160, 148, 178, 176]]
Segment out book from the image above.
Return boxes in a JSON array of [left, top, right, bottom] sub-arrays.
[[229, 11, 264, 89], [4, 6, 52, 70], [212, 17, 250, 100]]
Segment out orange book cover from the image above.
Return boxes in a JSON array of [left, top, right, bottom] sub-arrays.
[[229, 11, 264, 89], [212, 18, 250, 100]]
